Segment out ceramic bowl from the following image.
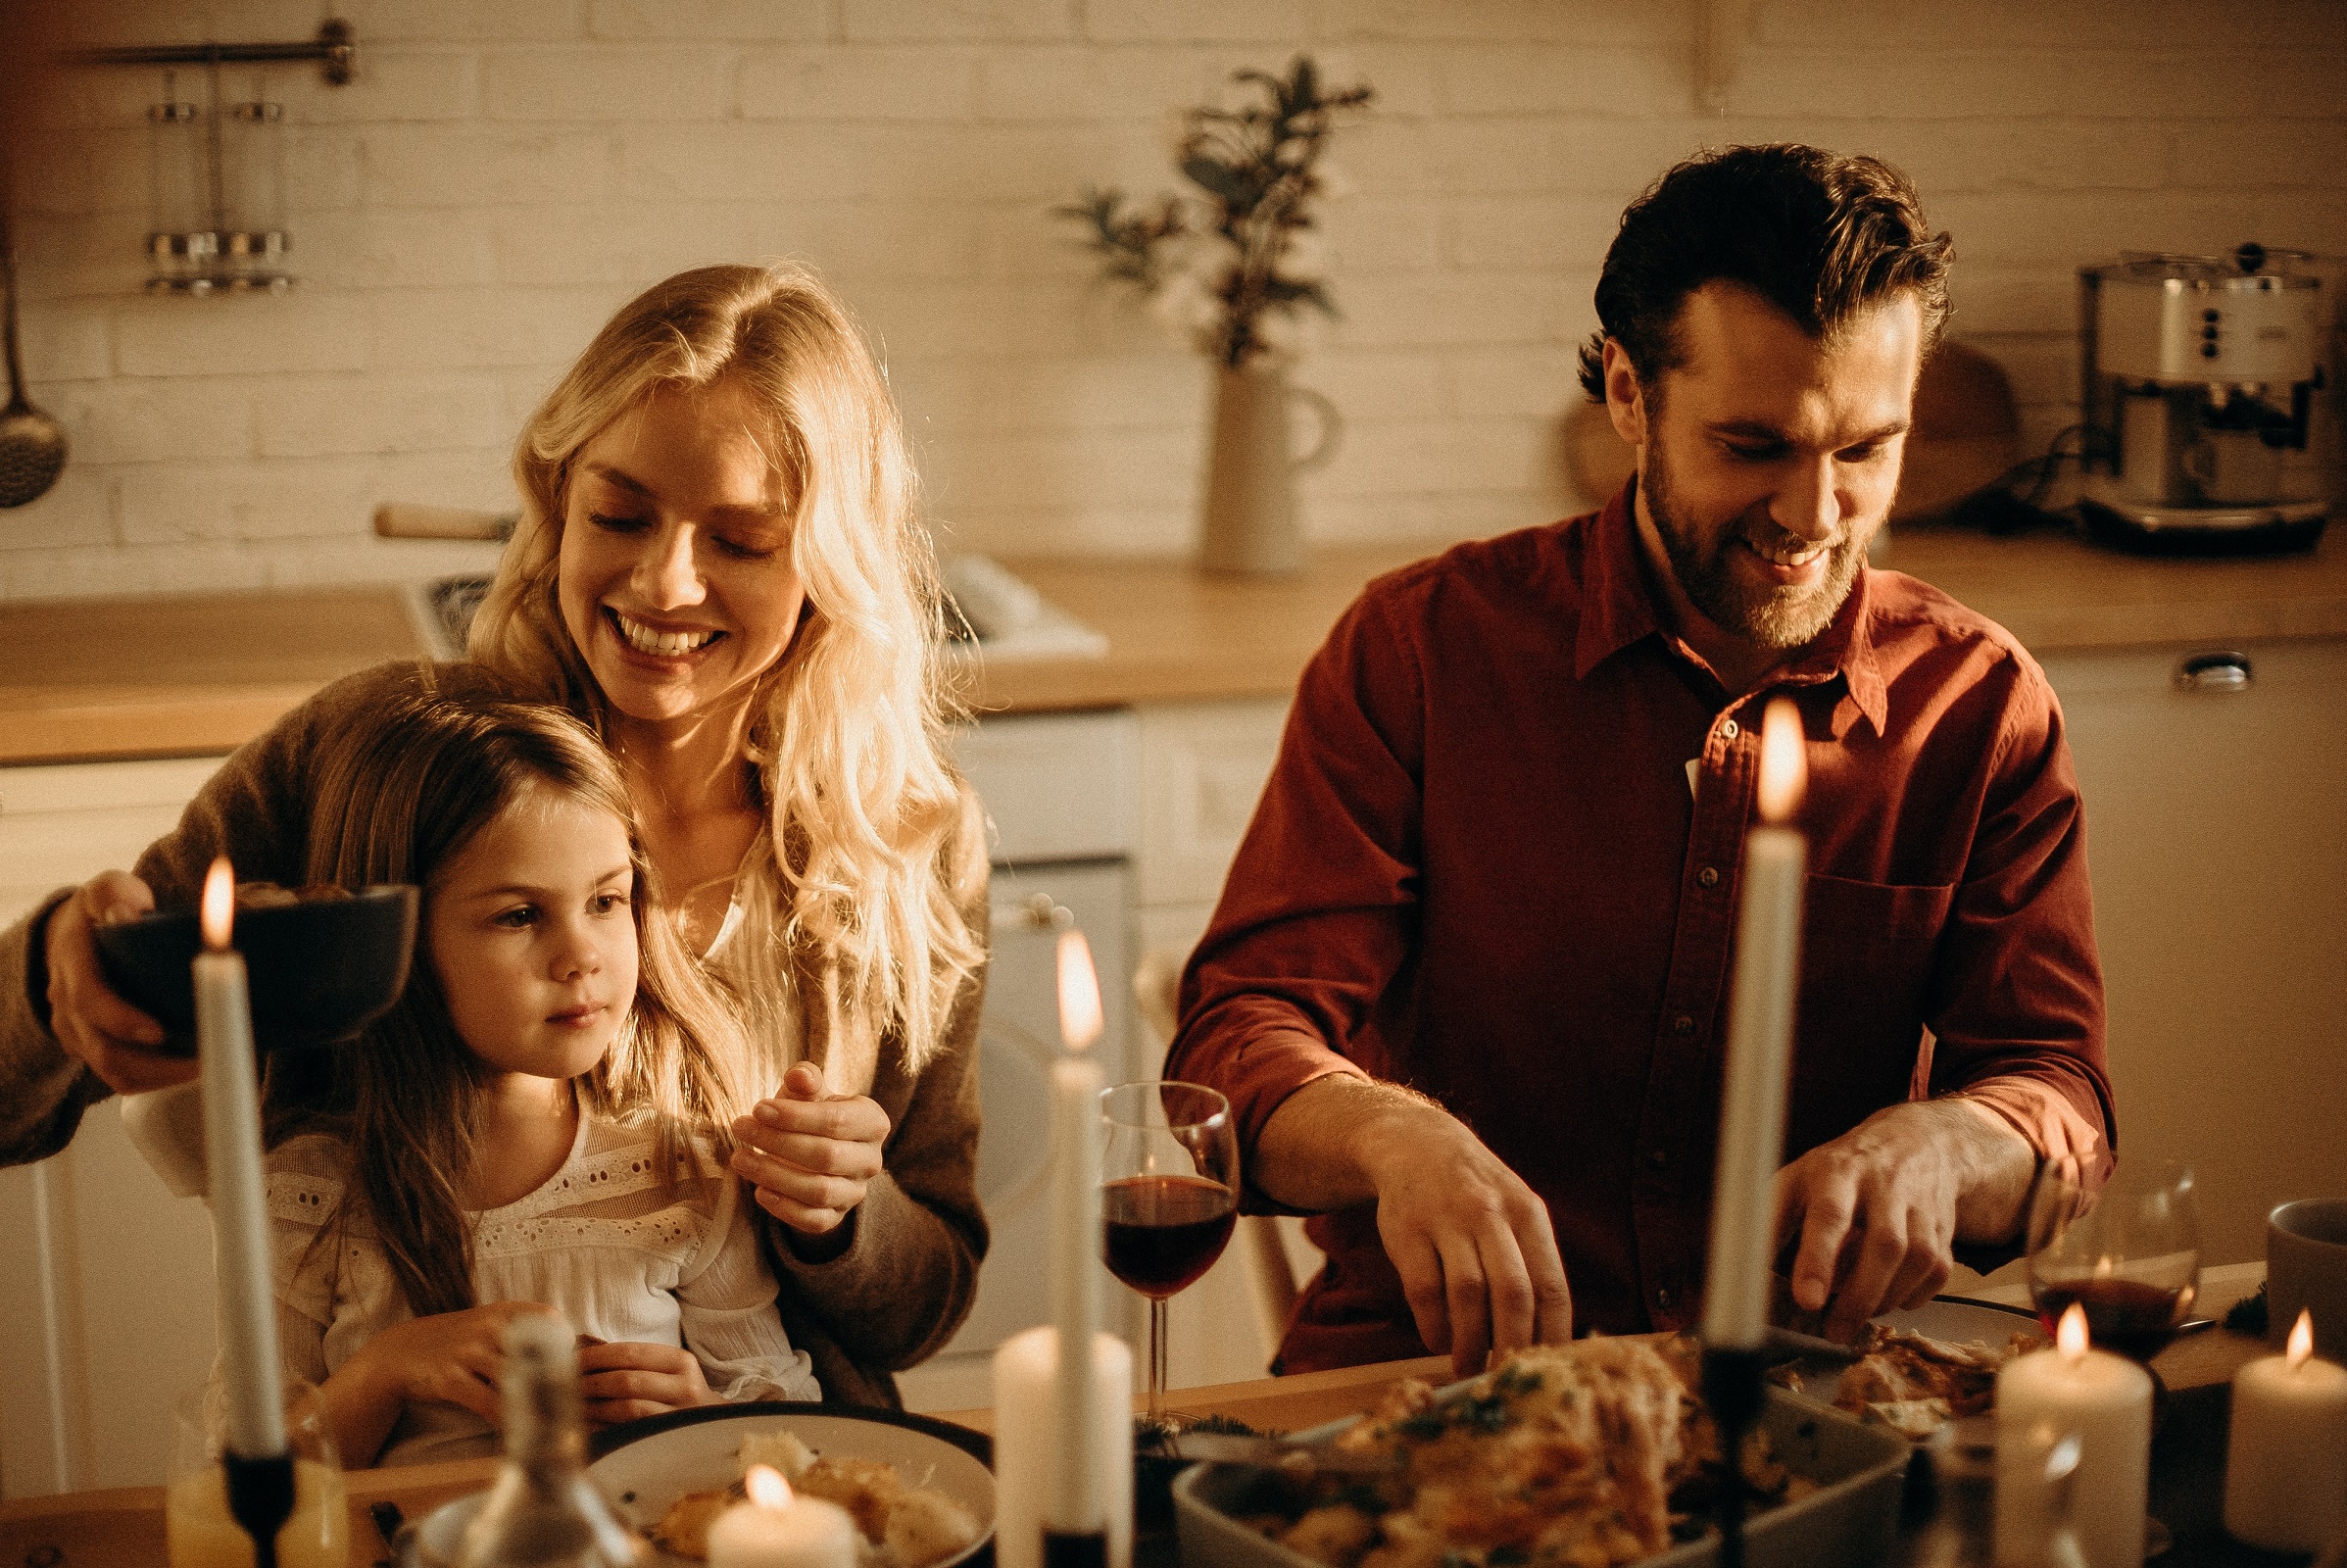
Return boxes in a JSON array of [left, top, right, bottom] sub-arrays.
[[93, 884, 417, 1052]]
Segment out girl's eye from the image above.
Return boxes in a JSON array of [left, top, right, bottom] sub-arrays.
[[491, 906, 539, 929], [591, 891, 630, 915]]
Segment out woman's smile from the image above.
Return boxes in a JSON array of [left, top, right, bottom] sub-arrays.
[[605, 607, 726, 661]]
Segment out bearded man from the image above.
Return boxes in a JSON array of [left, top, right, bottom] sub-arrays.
[[1164, 144, 2113, 1377]]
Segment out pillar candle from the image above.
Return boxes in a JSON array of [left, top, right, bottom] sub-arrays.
[[707, 1466, 858, 1568], [1995, 1303, 2150, 1568], [1702, 699, 1805, 1350], [992, 1325, 1134, 1568], [2225, 1309, 2347, 1550], [1049, 930, 1107, 1534], [194, 858, 286, 1459]]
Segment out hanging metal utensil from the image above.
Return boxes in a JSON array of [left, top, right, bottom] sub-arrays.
[[0, 186, 69, 508]]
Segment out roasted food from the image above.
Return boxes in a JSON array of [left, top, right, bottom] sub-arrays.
[[1238, 1336, 1814, 1568], [648, 1428, 981, 1566], [1829, 1322, 2039, 1438]]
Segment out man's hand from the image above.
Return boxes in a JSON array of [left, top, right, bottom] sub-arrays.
[[44, 871, 195, 1096], [1772, 1097, 2035, 1342], [729, 1060, 889, 1236], [1259, 1077, 1572, 1378], [577, 1341, 725, 1427]]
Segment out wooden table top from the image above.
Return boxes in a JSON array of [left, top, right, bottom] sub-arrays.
[[0, 1265, 2274, 1566]]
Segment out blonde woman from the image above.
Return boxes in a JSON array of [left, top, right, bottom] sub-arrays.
[[6, 264, 990, 1405]]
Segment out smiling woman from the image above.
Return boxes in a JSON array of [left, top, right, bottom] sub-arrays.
[[6, 263, 993, 1417]]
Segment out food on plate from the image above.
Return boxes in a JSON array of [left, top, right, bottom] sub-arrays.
[[232, 881, 357, 908], [1233, 1335, 1816, 1568], [647, 1428, 981, 1566], [1827, 1322, 2040, 1438]]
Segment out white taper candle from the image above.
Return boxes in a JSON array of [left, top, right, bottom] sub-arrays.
[[194, 858, 286, 1458], [1050, 929, 1107, 1531]]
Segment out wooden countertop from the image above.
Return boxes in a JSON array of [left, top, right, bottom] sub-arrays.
[[0, 1267, 2274, 1566], [4, 524, 2344, 765]]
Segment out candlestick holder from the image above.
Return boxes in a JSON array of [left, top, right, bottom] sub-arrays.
[[168, 1379, 348, 1568], [1700, 1345, 1769, 1568]]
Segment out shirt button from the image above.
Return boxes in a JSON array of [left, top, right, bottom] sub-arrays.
[[1649, 1148, 1669, 1169], [1720, 718, 1739, 740], [1673, 1014, 1695, 1035], [1697, 865, 1720, 889], [1655, 1286, 1673, 1308]]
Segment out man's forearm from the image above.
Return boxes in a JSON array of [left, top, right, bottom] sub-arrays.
[[1250, 1073, 1441, 1212], [1940, 1093, 2040, 1245]]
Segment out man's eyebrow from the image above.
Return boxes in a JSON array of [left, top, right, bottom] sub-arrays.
[[1705, 418, 1912, 445]]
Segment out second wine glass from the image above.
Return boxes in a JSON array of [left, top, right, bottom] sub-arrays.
[[1099, 1080, 1240, 1429], [2026, 1153, 2201, 1364]]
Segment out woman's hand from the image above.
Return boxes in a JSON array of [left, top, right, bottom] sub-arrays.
[[729, 1060, 889, 1237], [323, 1299, 559, 1465], [576, 1341, 725, 1427], [44, 870, 194, 1095]]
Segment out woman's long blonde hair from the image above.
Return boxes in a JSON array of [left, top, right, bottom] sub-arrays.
[[265, 671, 751, 1316], [467, 263, 982, 1082]]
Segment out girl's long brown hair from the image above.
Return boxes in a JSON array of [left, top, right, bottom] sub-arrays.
[[264, 667, 750, 1318]]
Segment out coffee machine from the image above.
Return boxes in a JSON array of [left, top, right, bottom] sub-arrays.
[[2078, 243, 2329, 552]]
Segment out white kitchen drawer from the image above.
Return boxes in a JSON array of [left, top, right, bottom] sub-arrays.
[[953, 709, 1139, 865], [1137, 699, 1290, 907], [0, 757, 226, 925]]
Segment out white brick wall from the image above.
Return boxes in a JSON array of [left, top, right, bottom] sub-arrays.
[[2, 0, 2342, 598]]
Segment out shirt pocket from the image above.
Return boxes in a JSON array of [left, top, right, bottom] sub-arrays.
[[1787, 874, 1958, 1154]]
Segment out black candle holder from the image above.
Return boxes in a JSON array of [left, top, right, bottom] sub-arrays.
[[1700, 1345, 1770, 1568], [222, 1448, 296, 1568]]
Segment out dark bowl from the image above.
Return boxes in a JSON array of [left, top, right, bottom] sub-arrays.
[[93, 885, 418, 1053]]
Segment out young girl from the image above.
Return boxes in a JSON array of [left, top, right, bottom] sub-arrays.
[[261, 674, 819, 1468]]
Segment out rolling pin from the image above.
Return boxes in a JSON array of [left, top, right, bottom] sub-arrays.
[[372, 502, 515, 541]]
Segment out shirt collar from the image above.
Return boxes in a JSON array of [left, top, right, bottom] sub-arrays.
[[1572, 477, 1889, 739]]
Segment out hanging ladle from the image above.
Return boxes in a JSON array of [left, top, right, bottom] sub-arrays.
[[0, 189, 69, 509]]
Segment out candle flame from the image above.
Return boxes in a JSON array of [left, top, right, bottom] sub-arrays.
[[2288, 1308, 2314, 1368], [2092, 1254, 2115, 1280], [2057, 1300, 2089, 1360], [1056, 928, 1102, 1053], [1755, 700, 1806, 824], [746, 1464, 792, 1509], [199, 858, 235, 951]]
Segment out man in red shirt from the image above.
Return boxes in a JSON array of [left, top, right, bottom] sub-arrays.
[[1166, 144, 2112, 1377]]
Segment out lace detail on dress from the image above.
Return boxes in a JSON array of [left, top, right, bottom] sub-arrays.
[[268, 1171, 342, 1229], [472, 1201, 709, 1261], [494, 1134, 667, 1224]]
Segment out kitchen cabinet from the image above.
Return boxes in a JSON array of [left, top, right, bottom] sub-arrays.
[[0, 756, 226, 1499], [2039, 638, 2347, 1266]]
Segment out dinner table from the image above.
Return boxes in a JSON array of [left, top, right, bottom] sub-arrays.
[[0, 1261, 2304, 1568]]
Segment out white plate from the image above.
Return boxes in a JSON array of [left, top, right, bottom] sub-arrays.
[[1782, 1295, 2040, 1412], [589, 1403, 997, 1566]]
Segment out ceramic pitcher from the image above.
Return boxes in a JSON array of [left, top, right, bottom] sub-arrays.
[[1197, 363, 1341, 576]]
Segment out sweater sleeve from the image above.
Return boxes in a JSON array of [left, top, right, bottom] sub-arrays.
[[767, 786, 989, 1391]]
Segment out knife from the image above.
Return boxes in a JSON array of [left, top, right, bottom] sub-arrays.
[[1166, 1431, 1401, 1476]]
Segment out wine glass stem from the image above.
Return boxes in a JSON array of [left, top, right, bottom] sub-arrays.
[[1148, 1298, 1168, 1427]]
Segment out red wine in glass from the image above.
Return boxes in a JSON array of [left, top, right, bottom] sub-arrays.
[[2033, 1277, 2192, 1362], [1102, 1173, 1236, 1299]]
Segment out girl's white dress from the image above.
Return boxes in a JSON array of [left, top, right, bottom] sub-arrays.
[[267, 1106, 820, 1466]]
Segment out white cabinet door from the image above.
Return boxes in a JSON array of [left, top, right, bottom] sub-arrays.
[[1137, 699, 1289, 908], [2042, 640, 2347, 1265], [0, 756, 226, 1498]]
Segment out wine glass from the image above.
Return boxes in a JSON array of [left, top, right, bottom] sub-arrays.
[[2026, 1153, 2201, 1363], [1099, 1080, 1240, 1431]]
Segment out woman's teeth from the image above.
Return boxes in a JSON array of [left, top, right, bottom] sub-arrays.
[[612, 612, 719, 657]]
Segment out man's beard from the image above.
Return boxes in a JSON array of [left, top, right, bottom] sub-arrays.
[[1642, 437, 1866, 653]]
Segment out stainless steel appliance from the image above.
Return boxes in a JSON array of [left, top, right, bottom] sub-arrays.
[[2078, 243, 2329, 552]]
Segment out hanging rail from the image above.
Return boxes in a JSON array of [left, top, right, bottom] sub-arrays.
[[64, 20, 356, 85]]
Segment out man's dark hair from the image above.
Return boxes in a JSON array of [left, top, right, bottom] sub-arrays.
[[1574, 143, 1952, 403]]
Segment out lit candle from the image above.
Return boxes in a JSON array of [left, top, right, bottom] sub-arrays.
[[1050, 930, 1105, 1532], [1995, 1302, 2151, 1568], [195, 858, 286, 1459], [991, 1326, 1133, 1568], [2225, 1309, 2347, 1550], [1702, 699, 1805, 1350], [707, 1465, 858, 1568]]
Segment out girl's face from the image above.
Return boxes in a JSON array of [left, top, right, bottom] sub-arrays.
[[427, 785, 641, 1083], [557, 376, 809, 735]]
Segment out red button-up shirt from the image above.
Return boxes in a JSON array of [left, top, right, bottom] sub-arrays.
[[1166, 485, 2114, 1372]]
